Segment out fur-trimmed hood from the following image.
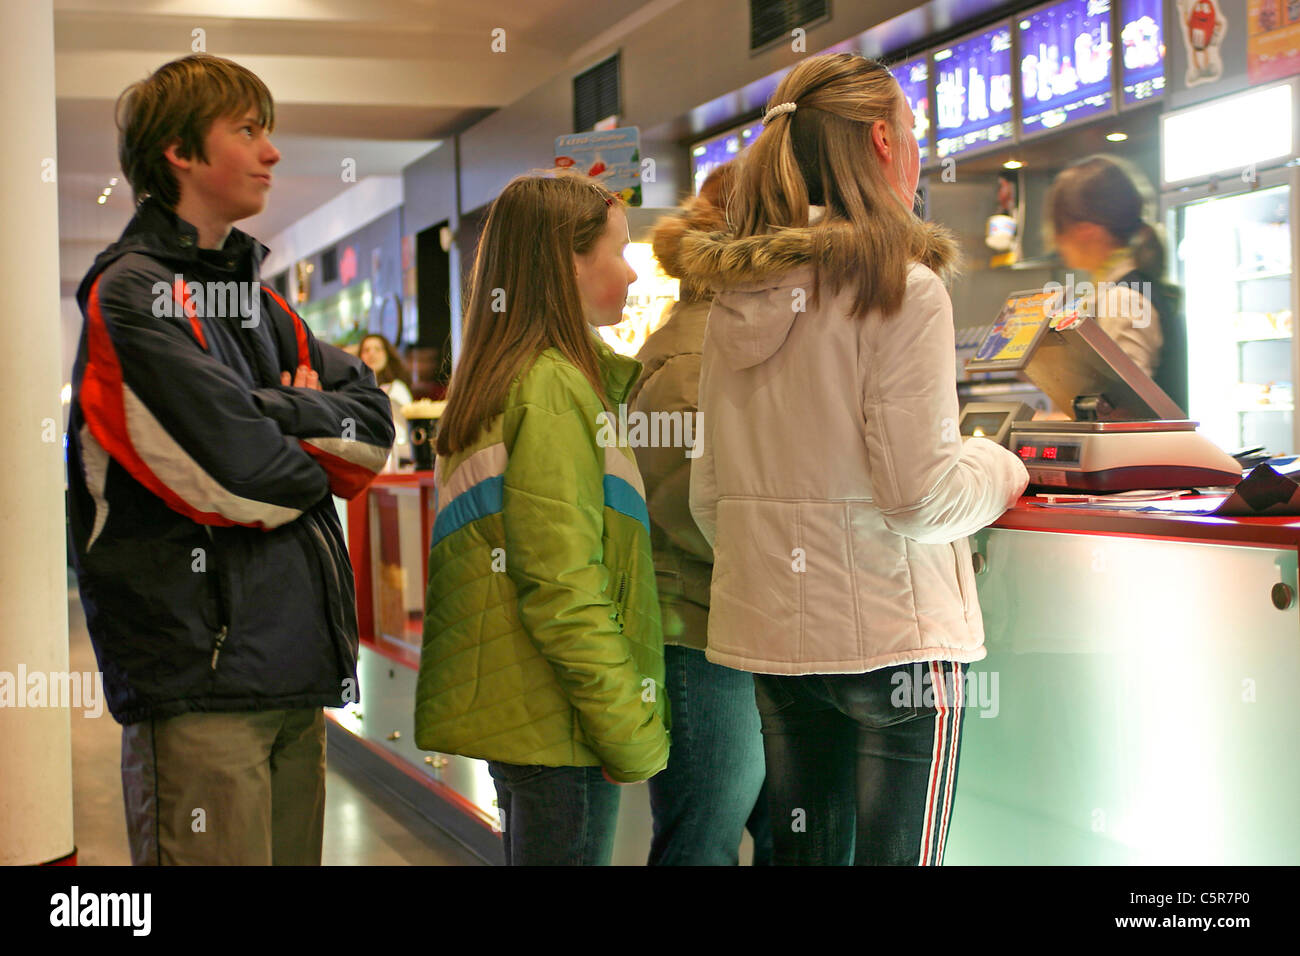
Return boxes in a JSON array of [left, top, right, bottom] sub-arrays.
[[657, 206, 958, 371], [660, 205, 958, 290]]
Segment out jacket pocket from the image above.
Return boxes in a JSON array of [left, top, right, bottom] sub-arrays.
[[305, 510, 357, 688], [950, 539, 972, 616]]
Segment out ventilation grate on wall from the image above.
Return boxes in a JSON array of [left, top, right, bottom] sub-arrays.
[[573, 54, 620, 133], [750, 0, 829, 52]]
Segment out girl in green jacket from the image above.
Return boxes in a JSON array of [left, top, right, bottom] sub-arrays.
[[416, 173, 670, 866]]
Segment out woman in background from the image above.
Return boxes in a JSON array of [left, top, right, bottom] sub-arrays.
[[1047, 155, 1189, 413], [361, 332, 414, 448], [360, 332, 414, 408]]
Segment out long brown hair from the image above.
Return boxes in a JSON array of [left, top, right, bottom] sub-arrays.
[[436, 173, 621, 456], [1047, 155, 1168, 277], [359, 333, 409, 387], [729, 52, 958, 317]]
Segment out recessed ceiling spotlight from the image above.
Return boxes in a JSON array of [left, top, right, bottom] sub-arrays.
[[96, 195, 107, 204], [109, 177, 119, 185], [1106, 132, 1128, 142], [1003, 160, 1024, 169]]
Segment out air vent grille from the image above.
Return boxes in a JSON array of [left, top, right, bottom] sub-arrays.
[[750, 0, 829, 51], [573, 54, 620, 132]]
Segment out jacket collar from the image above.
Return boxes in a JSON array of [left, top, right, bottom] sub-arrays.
[[79, 196, 269, 303], [591, 332, 642, 406], [1094, 247, 1136, 285]]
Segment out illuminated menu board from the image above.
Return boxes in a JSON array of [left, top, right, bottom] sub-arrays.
[[690, 120, 764, 195], [1019, 0, 1114, 135], [935, 23, 1014, 159], [892, 55, 931, 164], [1120, 0, 1165, 105]]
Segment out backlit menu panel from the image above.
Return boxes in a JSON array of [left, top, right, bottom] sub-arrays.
[[935, 23, 1014, 159], [893, 55, 931, 164], [1019, 0, 1115, 135], [690, 119, 764, 195], [1120, 0, 1165, 105]]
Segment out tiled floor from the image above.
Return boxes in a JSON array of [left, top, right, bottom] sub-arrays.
[[66, 582, 482, 866]]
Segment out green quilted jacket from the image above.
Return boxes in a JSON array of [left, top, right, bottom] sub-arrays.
[[414, 339, 670, 782]]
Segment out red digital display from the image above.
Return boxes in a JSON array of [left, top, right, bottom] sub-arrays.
[[1018, 445, 1035, 459], [1043, 446, 1058, 459]]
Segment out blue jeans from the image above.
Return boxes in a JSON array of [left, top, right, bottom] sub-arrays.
[[755, 661, 968, 866], [487, 762, 620, 866], [647, 644, 773, 865]]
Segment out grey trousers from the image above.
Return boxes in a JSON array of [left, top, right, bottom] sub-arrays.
[[121, 708, 326, 865]]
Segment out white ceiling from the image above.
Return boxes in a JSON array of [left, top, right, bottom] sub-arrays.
[[54, 0, 660, 287]]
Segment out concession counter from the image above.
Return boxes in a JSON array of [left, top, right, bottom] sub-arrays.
[[334, 286, 1297, 865], [334, 474, 1300, 865], [945, 500, 1300, 864]]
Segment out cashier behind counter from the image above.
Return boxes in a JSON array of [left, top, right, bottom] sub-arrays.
[[1047, 156, 1189, 414]]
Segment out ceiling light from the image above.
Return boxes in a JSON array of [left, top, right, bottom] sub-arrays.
[[109, 177, 118, 185], [1106, 132, 1128, 142], [96, 195, 107, 204], [1003, 160, 1024, 169], [102, 187, 112, 196]]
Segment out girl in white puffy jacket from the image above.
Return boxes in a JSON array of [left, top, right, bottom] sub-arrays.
[[674, 52, 1029, 866]]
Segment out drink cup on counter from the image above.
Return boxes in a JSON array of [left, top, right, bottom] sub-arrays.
[[401, 399, 447, 471]]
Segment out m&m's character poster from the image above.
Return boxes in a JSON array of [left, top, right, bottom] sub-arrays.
[[1177, 0, 1227, 86]]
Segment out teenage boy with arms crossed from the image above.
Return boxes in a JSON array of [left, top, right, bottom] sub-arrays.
[[66, 55, 395, 865]]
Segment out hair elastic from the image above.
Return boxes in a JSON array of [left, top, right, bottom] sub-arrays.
[[763, 102, 797, 125]]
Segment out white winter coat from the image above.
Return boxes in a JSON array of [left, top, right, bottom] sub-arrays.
[[682, 208, 1030, 675]]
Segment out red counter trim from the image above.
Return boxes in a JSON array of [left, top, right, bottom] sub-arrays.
[[350, 472, 439, 646], [992, 497, 1300, 551], [39, 847, 78, 866], [361, 635, 421, 671]]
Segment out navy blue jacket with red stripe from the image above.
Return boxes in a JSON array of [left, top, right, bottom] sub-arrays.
[[67, 198, 395, 725]]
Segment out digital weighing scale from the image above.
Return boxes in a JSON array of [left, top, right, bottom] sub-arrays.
[[961, 289, 1241, 492]]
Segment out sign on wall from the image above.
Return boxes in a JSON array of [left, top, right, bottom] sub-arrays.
[[554, 127, 643, 206], [1176, 0, 1228, 87], [1248, 0, 1300, 83]]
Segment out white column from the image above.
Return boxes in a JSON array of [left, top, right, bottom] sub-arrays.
[[0, 0, 75, 865]]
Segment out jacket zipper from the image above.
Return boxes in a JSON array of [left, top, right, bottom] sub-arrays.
[[613, 572, 628, 629], [205, 526, 230, 670], [210, 625, 229, 670]]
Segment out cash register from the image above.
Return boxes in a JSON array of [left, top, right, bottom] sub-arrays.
[[960, 289, 1241, 492]]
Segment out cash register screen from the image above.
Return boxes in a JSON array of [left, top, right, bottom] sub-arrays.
[[961, 412, 1012, 438]]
